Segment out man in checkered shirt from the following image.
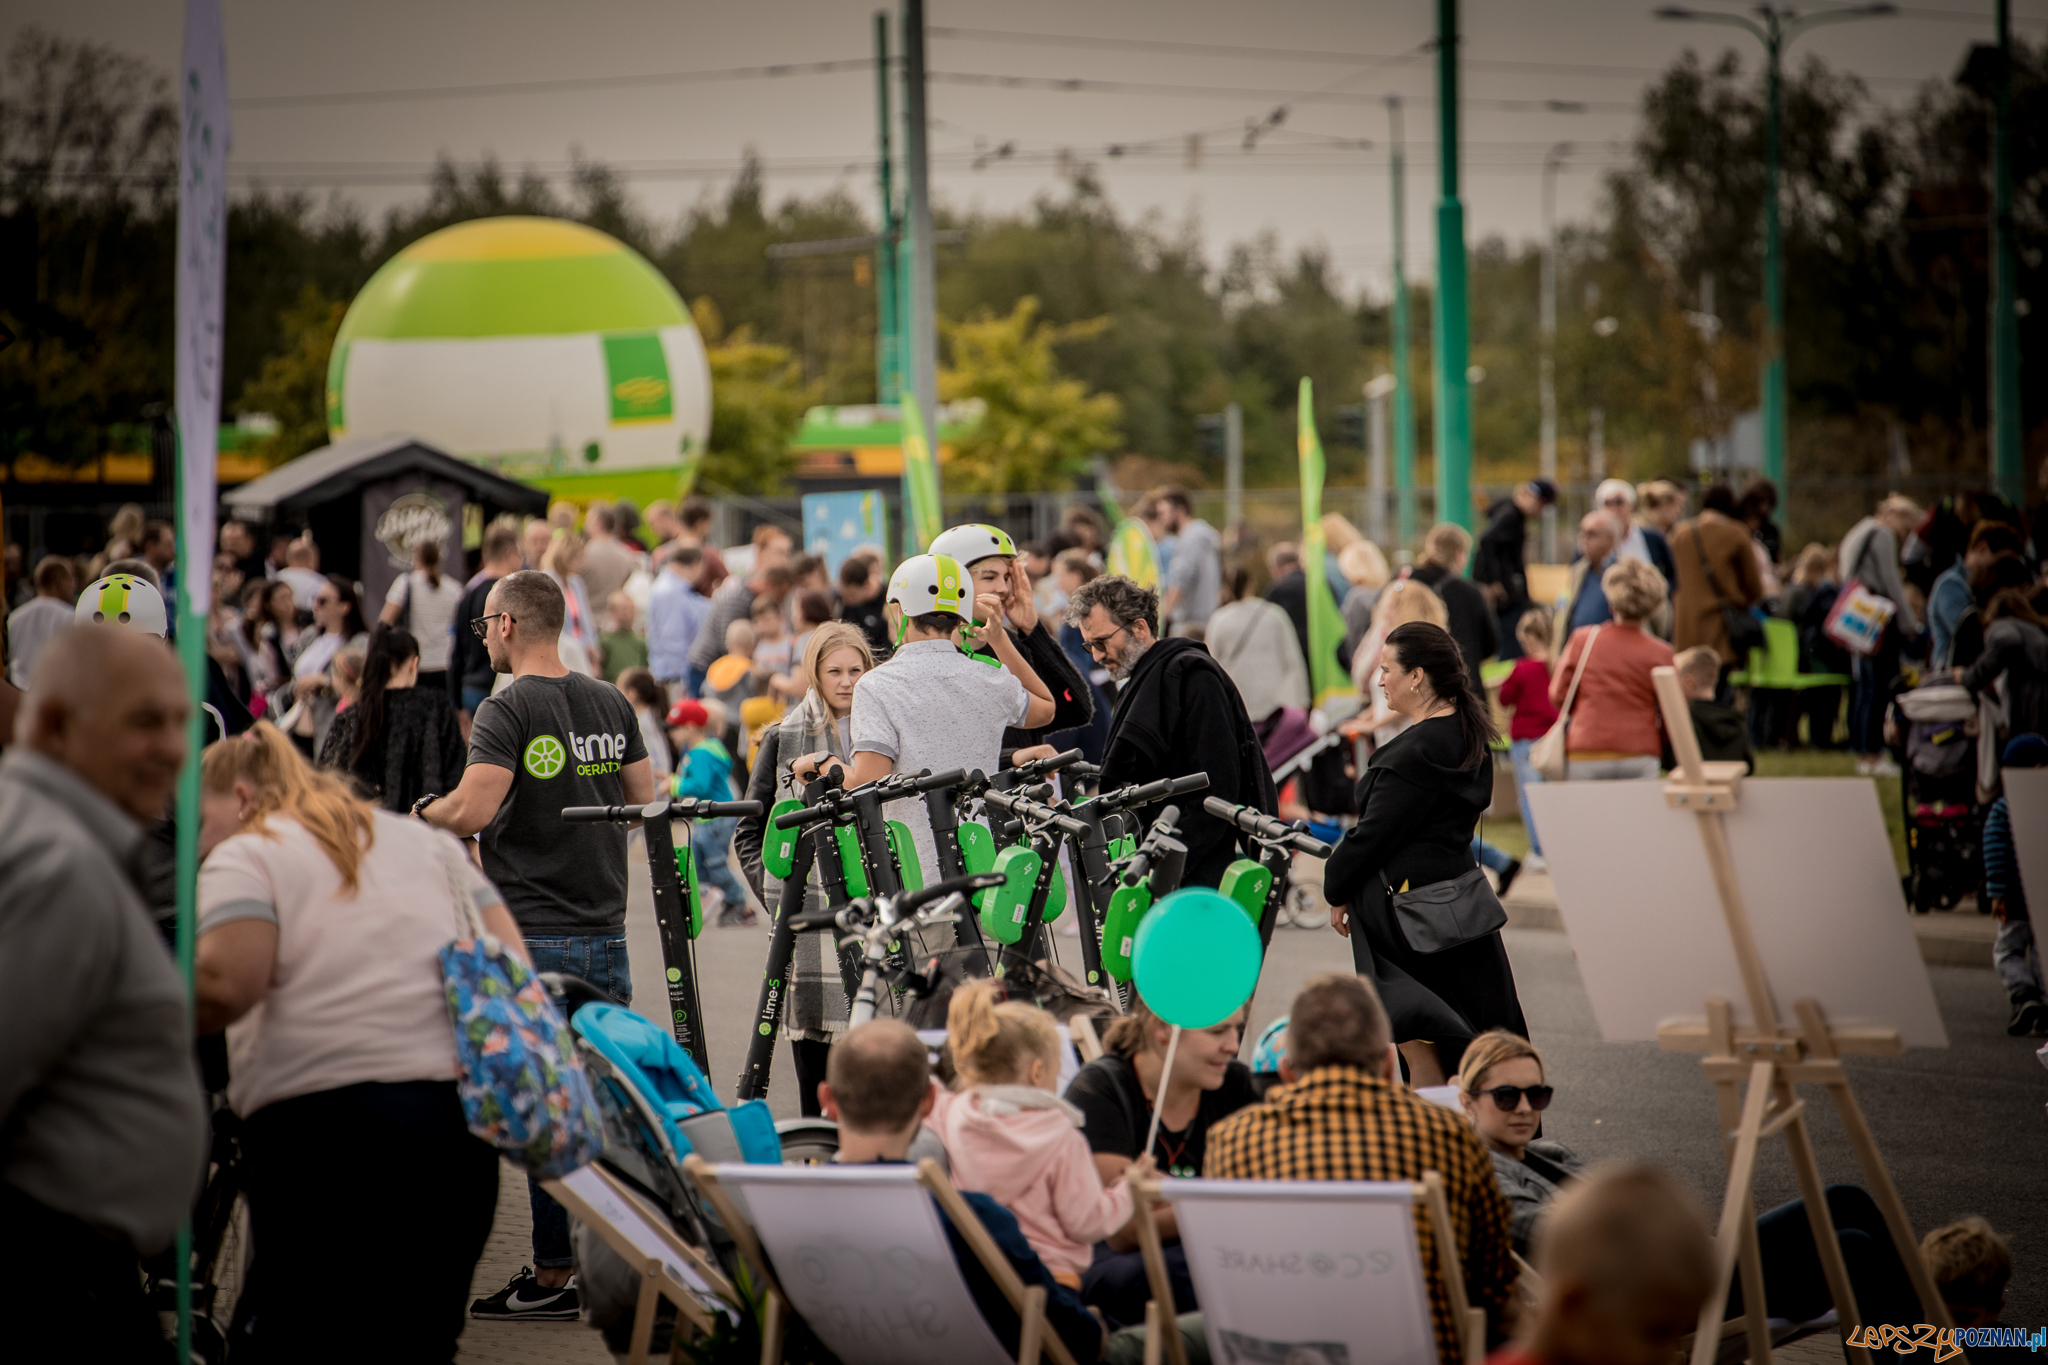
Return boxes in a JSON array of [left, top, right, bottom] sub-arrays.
[[1205, 974, 1518, 1365]]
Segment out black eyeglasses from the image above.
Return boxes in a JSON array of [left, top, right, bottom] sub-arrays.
[[470, 612, 513, 640], [1081, 622, 1129, 658], [1479, 1084, 1554, 1112]]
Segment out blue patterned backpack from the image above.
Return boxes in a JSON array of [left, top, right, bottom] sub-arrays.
[[435, 839, 605, 1177]]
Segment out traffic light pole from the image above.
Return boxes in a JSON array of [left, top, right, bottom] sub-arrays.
[[873, 12, 901, 404], [1388, 97, 1417, 550], [1431, 0, 1474, 535]]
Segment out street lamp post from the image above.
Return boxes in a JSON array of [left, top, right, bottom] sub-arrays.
[[1540, 141, 1572, 565], [1654, 3, 1895, 520], [1388, 97, 1418, 551], [1433, 0, 1474, 535]]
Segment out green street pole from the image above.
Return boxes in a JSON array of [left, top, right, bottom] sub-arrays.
[[900, 0, 941, 556], [1990, 0, 2022, 505], [1431, 0, 1474, 534], [873, 12, 900, 404], [1389, 96, 1418, 550], [1762, 23, 1787, 497]]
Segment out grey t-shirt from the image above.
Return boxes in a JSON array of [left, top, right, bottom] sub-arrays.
[[467, 671, 648, 935], [1166, 518, 1222, 628], [850, 638, 1029, 882]]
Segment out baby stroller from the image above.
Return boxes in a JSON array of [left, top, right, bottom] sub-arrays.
[[1892, 683, 1982, 913], [542, 976, 784, 1356], [1255, 707, 1349, 928]]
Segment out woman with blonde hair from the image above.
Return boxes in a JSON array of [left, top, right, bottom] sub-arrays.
[[1351, 575, 1451, 744], [1455, 1030, 1577, 1256], [1549, 556, 1676, 781], [194, 722, 520, 1359], [541, 530, 599, 672], [734, 620, 876, 1113]]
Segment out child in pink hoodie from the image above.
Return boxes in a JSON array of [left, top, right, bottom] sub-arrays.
[[928, 981, 1153, 1286]]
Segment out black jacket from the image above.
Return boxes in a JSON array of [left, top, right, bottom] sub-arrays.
[[1473, 501, 1531, 610], [1408, 564, 1501, 681], [1265, 570, 1311, 676], [317, 687, 468, 814], [447, 575, 499, 705], [1323, 715, 1492, 909], [1099, 637, 1277, 888]]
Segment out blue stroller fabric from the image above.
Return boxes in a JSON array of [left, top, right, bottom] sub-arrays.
[[571, 1004, 781, 1165]]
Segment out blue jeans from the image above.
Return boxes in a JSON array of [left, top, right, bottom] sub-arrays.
[[682, 661, 708, 700], [692, 816, 749, 911], [1509, 737, 1543, 857], [522, 934, 631, 1267], [1472, 836, 1515, 874]]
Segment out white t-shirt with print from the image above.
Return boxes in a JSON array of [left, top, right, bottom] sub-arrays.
[[850, 638, 1029, 882], [198, 811, 502, 1117]]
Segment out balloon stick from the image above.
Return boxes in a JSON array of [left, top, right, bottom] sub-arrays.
[[1142, 1023, 1182, 1161]]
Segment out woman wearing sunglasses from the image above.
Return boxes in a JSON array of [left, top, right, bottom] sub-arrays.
[[1455, 1030, 1578, 1258]]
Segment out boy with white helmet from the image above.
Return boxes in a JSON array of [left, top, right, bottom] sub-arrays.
[[926, 523, 1093, 759], [793, 551, 1057, 882]]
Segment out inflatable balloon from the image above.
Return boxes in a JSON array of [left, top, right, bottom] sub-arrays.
[[1131, 887, 1263, 1029]]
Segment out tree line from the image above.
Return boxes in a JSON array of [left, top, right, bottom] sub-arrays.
[[2, 25, 2040, 536]]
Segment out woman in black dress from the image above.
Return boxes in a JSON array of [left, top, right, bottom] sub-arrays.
[[1324, 620, 1528, 1085], [317, 626, 467, 814]]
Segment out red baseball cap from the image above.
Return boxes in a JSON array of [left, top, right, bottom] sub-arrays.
[[666, 698, 709, 728]]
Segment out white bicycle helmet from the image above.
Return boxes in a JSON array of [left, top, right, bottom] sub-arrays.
[[886, 553, 971, 637], [927, 522, 1016, 568], [76, 573, 169, 638]]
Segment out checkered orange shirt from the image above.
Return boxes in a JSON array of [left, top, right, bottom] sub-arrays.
[[1204, 1065, 1517, 1365]]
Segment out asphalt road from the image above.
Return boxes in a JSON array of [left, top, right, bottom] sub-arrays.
[[617, 835, 2048, 1327]]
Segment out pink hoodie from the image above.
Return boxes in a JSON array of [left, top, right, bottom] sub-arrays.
[[927, 1083, 1134, 1278]]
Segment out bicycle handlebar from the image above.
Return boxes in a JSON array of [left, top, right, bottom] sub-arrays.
[[1201, 796, 1334, 857], [562, 798, 764, 824]]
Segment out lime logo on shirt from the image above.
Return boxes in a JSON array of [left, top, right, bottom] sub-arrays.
[[571, 730, 630, 777], [523, 735, 567, 779]]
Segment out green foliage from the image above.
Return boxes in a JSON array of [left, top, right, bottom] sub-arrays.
[[692, 299, 815, 495], [233, 285, 345, 465], [939, 297, 1123, 493]]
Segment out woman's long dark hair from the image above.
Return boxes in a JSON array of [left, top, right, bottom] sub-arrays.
[[325, 572, 368, 638], [1384, 620, 1497, 769], [349, 626, 419, 768]]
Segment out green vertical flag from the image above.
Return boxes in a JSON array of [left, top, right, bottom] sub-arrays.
[[1105, 519, 1159, 589], [1298, 378, 1351, 707], [899, 390, 943, 554]]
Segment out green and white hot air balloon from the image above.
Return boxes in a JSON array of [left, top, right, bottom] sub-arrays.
[[327, 216, 711, 502]]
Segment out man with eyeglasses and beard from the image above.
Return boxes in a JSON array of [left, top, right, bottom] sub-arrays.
[[1064, 574, 1277, 889]]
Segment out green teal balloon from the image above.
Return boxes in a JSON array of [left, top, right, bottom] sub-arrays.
[[1132, 887, 1263, 1029]]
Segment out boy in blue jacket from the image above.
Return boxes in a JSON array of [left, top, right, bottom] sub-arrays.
[[667, 698, 755, 926]]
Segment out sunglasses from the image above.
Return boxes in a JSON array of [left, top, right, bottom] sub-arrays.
[[1479, 1083, 1554, 1112], [470, 612, 514, 639], [1082, 622, 1129, 658]]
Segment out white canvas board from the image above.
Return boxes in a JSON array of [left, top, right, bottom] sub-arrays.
[[1526, 778, 1945, 1046], [1165, 1180, 1435, 1365], [713, 1164, 1012, 1365], [2002, 770, 2048, 923], [548, 1166, 728, 1316]]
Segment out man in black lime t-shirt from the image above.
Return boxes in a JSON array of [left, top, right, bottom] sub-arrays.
[[416, 569, 651, 1322]]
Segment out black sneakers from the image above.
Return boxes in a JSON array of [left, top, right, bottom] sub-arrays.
[[1495, 858, 1524, 901], [469, 1266, 580, 1321], [2007, 999, 2048, 1037]]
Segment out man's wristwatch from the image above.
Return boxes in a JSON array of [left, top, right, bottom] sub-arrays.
[[410, 793, 443, 820]]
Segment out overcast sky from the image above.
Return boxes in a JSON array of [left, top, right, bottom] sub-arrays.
[[12, 0, 2044, 298]]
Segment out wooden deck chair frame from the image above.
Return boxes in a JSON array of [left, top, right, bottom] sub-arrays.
[[1128, 1168, 1487, 1365], [683, 1153, 1083, 1365], [544, 1163, 742, 1365]]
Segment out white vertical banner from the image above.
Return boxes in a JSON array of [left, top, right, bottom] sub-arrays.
[[176, 0, 229, 615]]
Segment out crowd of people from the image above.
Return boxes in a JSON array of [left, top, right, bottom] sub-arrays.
[[0, 470, 2042, 1362]]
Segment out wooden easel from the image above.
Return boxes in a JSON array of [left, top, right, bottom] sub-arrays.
[[1648, 666, 1950, 1365]]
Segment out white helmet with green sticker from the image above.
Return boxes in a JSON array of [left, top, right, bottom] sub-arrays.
[[76, 573, 168, 638], [927, 522, 1016, 568], [887, 553, 970, 630]]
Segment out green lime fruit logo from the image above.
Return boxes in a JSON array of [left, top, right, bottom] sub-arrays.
[[758, 1023, 773, 1036], [667, 967, 681, 983], [523, 734, 566, 779]]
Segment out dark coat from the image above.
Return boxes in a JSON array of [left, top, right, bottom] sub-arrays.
[[1099, 637, 1277, 889], [1322, 715, 1527, 1074], [1473, 500, 1532, 610], [1265, 569, 1311, 674], [1408, 563, 1502, 681], [317, 687, 467, 814]]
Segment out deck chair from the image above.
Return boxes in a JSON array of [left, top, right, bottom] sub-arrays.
[[543, 1162, 743, 1365], [1132, 1171, 1486, 1365], [684, 1154, 1082, 1365]]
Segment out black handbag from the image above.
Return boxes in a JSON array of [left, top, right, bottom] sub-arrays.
[[1391, 866, 1508, 954], [1693, 526, 1764, 658]]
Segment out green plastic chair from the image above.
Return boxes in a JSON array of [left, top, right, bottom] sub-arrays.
[[1730, 617, 1850, 690]]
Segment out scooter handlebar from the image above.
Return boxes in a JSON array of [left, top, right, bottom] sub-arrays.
[[1201, 796, 1334, 857], [1099, 772, 1210, 811], [1119, 805, 1181, 887], [674, 799, 764, 819]]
